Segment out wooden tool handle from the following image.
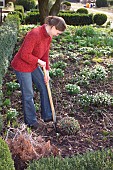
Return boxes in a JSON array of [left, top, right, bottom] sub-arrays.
[[43, 67, 56, 123]]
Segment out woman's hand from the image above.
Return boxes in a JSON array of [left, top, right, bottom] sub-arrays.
[[38, 59, 46, 68]]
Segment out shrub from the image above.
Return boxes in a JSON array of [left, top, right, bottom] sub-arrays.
[[96, 0, 108, 7], [93, 13, 107, 25], [24, 11, 40, 24], [0, 137, 15, 170], [57, 117, 80, 135], [26, 149, 113, 170], [0, 16, 18, 106], [62, 1, 71, 6], [76, 8, 88, 14], [14, 5, 24, 21], [58, 12, 93, 26], [15, 0, 36, 11]]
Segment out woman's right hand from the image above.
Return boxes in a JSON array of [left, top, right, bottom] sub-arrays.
[[38, 59, 46, 68]]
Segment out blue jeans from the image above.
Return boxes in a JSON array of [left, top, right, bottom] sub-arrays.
[[14, 67, 52, 126]]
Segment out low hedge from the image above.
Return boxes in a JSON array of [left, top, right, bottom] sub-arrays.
[[23, 11, 93, 26], [0, 137, 15, 170], [0, 16, 18, 106], [24, 11, 40, 24], [58, 12, 93, 26], [26, 148, 113, 170]]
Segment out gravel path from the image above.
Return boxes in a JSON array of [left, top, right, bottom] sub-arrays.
[[71, 3, 113, 22]]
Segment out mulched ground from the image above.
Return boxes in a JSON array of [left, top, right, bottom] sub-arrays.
[[2, 51, 113, 169]]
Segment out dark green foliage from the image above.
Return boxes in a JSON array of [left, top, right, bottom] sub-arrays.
[[14, 5, 24, 21], [0, 16, 18, 106], [15, 0, 36, 11], [0, 137, 15, 170], [26, 149, 113, 170], [0, 114, 3, 132], [62, 1, 71, 6], [93, 13, 107, 25], [24, 11, 40, 24], [76, 8, 88, 14], [58, 12, 93, 26], [96, 0, 108, 7]]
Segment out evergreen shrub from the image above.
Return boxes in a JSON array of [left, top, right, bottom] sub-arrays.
[[26, 149, 113, 170], [93, 13, 107, 25], [0, 137, 15, 170], [15, 5, 24, 21], [24, 11, 40, 24], [96, 0, 108, 7], [58, 12, 93, 26], [0, 17, 18, 105], [15, 0, 36, 11], [62, 1, 71, 6], [76, 8, 88, 14]]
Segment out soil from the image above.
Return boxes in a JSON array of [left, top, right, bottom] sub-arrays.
[[2, 53, 113, 169]]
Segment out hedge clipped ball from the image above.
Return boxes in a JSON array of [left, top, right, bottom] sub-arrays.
[[57, 117, 80, 135], [0, 137, 15, 170], [93, 13, 107, 26], [76, 8, 88, 14]]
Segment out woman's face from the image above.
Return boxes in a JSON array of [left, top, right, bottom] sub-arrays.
[[50, 26, 63, 37]]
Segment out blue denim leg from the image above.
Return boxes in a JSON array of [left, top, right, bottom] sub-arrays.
[[32, 67, 52, 120], [14, 70, 37, 126]]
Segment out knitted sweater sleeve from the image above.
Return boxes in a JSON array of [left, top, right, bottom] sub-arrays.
[[20, 31, 39, 65], [42, 44, 50, 70]]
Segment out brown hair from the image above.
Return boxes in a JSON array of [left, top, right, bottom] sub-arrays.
[[45, 16, 66, 32]]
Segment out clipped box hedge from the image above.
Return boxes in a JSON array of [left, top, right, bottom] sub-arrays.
[[23, 11, 93, 26], [58, 12, 93, 26], [26, 148, 113, 170], [0, 137, 15, 170], [0, 17, 18, 106]]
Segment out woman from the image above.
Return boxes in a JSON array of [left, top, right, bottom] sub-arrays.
[[11, 16, 66, 129]]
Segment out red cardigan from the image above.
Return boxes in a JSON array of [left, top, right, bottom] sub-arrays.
[[11, 24, 52, 72]]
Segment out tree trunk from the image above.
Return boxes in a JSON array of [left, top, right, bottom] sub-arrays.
[[49, 0, 62, 16], [38, 0, 49, 25]]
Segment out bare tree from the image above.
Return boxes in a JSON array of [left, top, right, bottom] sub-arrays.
[[38, 0, 62, 24]]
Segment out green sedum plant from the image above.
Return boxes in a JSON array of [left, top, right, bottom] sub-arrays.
[[57, 117, 80, 135], [0, 137, 15, 170]]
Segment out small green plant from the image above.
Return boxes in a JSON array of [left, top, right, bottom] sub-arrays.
[[3, 98, 11, 107], [0, 137, 15, 170], [6, 81, 20, 92], [78, 93, 93, 107], [93, 92, 113, 106], [52, 61, 67, 70], [57, 117, 80, 135], [90, 65, 107, 81], [7, 108, 18, 126], [65, 84, 80, 95], [49, 68, 64, 78]]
